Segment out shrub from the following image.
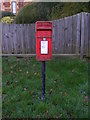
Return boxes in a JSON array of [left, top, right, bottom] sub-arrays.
[[1, 16, 14, 24], [15, 2, 90, 24], [15, 2, 58, 24], [2, 11, 15, 18]]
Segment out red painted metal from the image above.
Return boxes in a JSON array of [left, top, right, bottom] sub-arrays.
[[36, 21, 53, 61]]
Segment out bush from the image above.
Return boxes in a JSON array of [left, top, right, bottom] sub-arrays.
[[1, 16, 14, 24], [15, 2, 58, 24], [15, 2, 90, 24], [2, 11, 15, 18]]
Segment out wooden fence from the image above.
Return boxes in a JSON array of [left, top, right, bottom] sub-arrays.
[[1, 12, 90, 57]]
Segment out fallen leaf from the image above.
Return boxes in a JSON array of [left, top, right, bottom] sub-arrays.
[[28, 74, 30, 79], [7, 81, 10, 86], [10, 66, 13, 69], [7, 115, 9, 118], [46, 110, 49, 116], [72, 69, 75, 73], [10, 70, 13, 73], [85, 96, 88, 99], [37, 115, 40, 118], [60, 91, 63, 95], [54, 79, 57, 84], [34, 72, 37, 76], [15, 72, 16, 75], [11, 97, 14, 100], [24, 87, 27, 91], [26, 71, 29, 74], [19, 69, 22, 72], [71, 81, 72, 84], [2, 114, 5, 117], [33, 64, 35, 67], [64, 92, 67, 96], [30, 91, 32, 95], [83, 99, 87, 103], [49, 88, 53, 94]]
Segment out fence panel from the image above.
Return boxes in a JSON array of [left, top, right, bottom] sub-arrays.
[[2, 12, 90, 57]]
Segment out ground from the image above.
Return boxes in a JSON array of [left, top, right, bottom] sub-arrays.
[[2, 56, 88, 118]]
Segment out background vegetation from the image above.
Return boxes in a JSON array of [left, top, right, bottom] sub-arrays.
[[1, 11, 14, 18], [1, 11, 15, 24], [15, 2, 90, 24], [1, 16, 14, 24]]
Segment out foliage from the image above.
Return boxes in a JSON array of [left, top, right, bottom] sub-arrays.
[[2, 57, 88, 118], [58, 2, 89, 19], [15, 2, 58, 24], [1, 11, 14, 18], [15, 2, 90, 24], [1, 16, 14, 24]]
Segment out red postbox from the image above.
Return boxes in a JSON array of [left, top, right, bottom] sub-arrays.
[[36, 21, 53, 61]]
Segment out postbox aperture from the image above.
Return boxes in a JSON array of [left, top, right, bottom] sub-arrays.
[[36, 21, 53, 61]]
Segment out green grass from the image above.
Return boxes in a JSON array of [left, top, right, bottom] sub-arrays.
[[2, 56, 88, 118]]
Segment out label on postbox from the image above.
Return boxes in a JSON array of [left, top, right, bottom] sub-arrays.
[[41, 41, 48, 54], [36, 21, 53, 61]]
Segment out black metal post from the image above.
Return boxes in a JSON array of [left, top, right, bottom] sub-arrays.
[[42, 61, 45, 100]]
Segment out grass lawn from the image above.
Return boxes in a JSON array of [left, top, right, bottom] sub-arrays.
[[2, 56, 88, 118]]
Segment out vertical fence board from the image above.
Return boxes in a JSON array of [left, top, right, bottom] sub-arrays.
[[84, 13, 89, 56], [64, 17, 68, 54], [52, 20, 55, 53], [0, 23, 2, 54], [2, 24, 4, 53], [16, 24, 20, 54], [72, 15, 77, 54], [80, 13, 85, 59], [88, 13, 90, 57], [22, 24, 26, 54], [3, 24, 9, 54], [20, 24, 23, 54], [66, 17, 70, 54], [27, 24, 31, 54], [53, 20, 60, 53], [5, 24, 9, 54], [26, 24, 30, 54], [76, 13, 81, 54], [32, 24, 36, 54], [24, 24, 28, 54], [59, 19, 63, 54], [18, 24, 22, 54], [61, 18, 65, 54], [67, 16, 73, 54], [20, 24, 24, 54], [57, 20, 61, 53], [13, 24, 17, 54], [29, 24, 33, 54], [8, 24, 11, 54]]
